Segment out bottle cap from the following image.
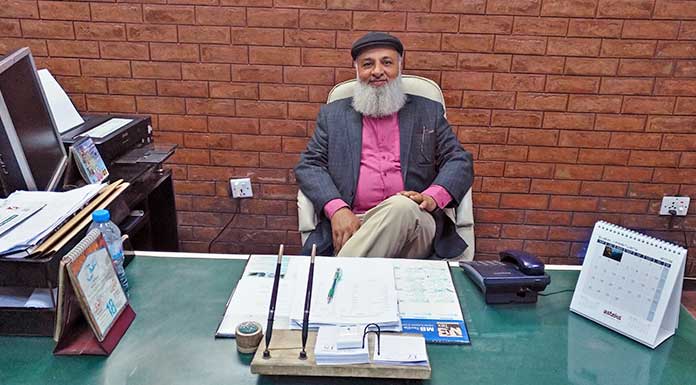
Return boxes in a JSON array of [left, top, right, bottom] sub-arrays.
[[92, 209, 110, 223], [235, 321, 263, 354]]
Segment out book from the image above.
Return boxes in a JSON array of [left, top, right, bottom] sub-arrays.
[[70, 136, 109, 184]]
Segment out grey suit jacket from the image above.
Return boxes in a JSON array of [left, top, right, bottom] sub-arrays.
[[294, 94, 474, 259]]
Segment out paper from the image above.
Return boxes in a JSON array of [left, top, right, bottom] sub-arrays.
[[0, 201, 45, 237], [314, 325, 369, 365], [37, 69, 84, 134], [80, 118, 132, 139], [0, 287, 56, 308], [373, 334, 428, 366], [25, 288, 57, 308]]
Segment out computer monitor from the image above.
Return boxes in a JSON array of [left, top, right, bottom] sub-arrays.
[[0, 47, 67, 195]]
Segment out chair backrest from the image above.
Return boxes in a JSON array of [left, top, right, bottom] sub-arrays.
[[327, 75, 446, 115]]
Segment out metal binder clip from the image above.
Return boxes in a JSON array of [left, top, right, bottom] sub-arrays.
[[362, 323, 381, 355]]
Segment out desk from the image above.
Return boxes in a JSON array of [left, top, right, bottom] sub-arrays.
[[1, 253, 695, 385]]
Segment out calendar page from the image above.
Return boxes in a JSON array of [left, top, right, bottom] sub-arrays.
[[570, 221, 686, 349]]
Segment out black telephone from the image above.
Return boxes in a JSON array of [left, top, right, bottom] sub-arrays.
[[459, 250, 551, 304]]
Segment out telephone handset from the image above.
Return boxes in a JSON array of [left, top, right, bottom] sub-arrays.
[[499, 250, 545, 276]]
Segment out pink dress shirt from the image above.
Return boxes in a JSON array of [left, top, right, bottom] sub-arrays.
[[323, 113, 452, 219]]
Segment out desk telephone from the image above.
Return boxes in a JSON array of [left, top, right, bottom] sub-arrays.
[[459, 250, 551, 304]]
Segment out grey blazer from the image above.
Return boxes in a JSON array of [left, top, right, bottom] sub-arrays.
[[294, 94, 474, 259]]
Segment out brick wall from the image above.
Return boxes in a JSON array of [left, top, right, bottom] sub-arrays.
[[2, 0, 695, 275]]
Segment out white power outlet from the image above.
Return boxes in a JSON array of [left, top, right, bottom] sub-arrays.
[[230, 178, 253, 198], [659, 196, 690, 216]]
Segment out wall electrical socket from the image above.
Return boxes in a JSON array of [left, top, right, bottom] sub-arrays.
[[230, 177, 253, 198], [659, 196, 690, 216]]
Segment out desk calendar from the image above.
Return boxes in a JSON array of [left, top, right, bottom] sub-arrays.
[[570, 221, 686, 349]]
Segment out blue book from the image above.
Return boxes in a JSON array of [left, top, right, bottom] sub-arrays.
[[401, 318, 470, 344]]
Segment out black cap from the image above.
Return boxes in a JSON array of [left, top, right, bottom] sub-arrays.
[[350, 32, 404, 60]]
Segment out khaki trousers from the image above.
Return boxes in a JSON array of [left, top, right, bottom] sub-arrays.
[[336, 195, 436, 259]]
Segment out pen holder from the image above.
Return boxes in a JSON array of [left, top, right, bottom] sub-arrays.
[[235, 321, 263, 354]]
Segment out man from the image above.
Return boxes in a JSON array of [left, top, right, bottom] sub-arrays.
[[295, 32, 473, 259]]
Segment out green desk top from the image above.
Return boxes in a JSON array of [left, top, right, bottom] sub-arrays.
[[1, 256, 695, 385]]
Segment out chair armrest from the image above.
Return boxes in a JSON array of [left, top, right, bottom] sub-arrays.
[[297, 189, 318, 233]]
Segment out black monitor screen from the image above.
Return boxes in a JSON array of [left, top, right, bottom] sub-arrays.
[[0, 48, 66, 191]]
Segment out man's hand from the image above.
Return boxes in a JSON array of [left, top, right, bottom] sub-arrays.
[[399, 191, 438, 212], [330, 207, 361, 253]]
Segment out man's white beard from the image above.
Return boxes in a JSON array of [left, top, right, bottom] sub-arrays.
[[352, 75, 406, 117]]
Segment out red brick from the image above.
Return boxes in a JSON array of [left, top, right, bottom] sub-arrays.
[[531, 179, 582, 194], [441, 72, 492, 90], [528, 147, 579, 163], [571, 212, 622, 226], [136, 96, 186, 114], [143, 5, 194, 24], [327, 0, 377, 9], [578, 148, 629, 165], [47, 40, 99, 58], [235, 100, 286, 118], [550, 196, 598, 211], [559, 131, 611, 148], [681, 153, 696, 167], [622, 96, 674, 114], [487, 0, 541, 15], [81, 59, 131, 77], [609, 132, 662, 149], [601, 40, 657, 58], [662, 134, 696, 150], [405, 52, 458, 70], [407, 13, 459, 33], [259, 84, 308, 102], [601, 78, 654, 95], [459, 15, 513, 34], [675, 97, 696, 114], [500, 193, 548, 209], [623, 20, 680, 39], [432, 0, 485, 13], [1, 39, 46, 56], [182, 63, 230, 81], [675, 60, 696, 77], [208, 117, 258, 133], [627, 183, 680, 198], [492, 110, 543, 127], [126, 25, 176, 42], [493, 73, 545, 91], [151, 43, 199, 62], [477, 238, 525, 253], [595, 114, 645, 131], [505, 162, 555, 177], [447, 109, 491, 125], [38, 1, 90, 21], [247, 8, 298, 27], [0, 20, 20, 37], [108, 79, 156, 95], [547, 37, 601, 57], [284, 67, 335, 86], [654, 0, 696, 19], [158, 80, 208, 97], [568, 95, 621, 113], [222, 0, 272, 5], [57, 76, 107, 94], [516, 92, 568, 111], [229, 65, 281, 83], [21, 20, 74, 39], [201, 46, 248, 64], [512, 16, 568, 36], [479, 145, 528, 161], [302, 48, 350, 67], [511, 55, 565, 74], [501, 224, 548, 239], [476, 208, 526, 223], [541, 0, 597, 16], [260, 119, 307, 136], [473, 192, 502, 207], [543, 112, 594, 130], [603, 166, 653, 182], [548, 227, 593, 242], [1, 1, 38, 18], [618, 59, 673, 77], [508, 128, 559, 146], [647, 116, 696, 132], [86, 95, 136, 113], [494, 36, 546, 55], [597, 0, 653, 18], [546, 76, 599, 93], [629, 150, 680, 167], [681, 21, 696, 39], [75, 22, 126, 41], [90, 3, 142, 23], [458, 127, 508, 144], [445, 90, 464, 107], [353, 11, 405, 31], [286, 30, 335, 48], [599, 198, 649, 213], [231, 134, 281, 152], [132, 61, 182, 79], [298, 10, 350, 30], [179, 26, 230, 44], [275, 0, 325, 8], [656, 79, 696, 96], [187, 99, 236, 117], [376, 0, 429, 11], [208, 82, 257, 99], [475, 223, 502, 238], [526, 211, 572, 225], [441, 34, 493, 52], [35, 57, 80, 76], [653, 168, 696, 183], [187, 8, 238, 26], [159, 115, 207, 133], [568, 19, 622, 38], [482, 177, 530, 193], [461, 91, 515, 109], [100, 42, 150, 60], [657, 42, 696, 59], [458, 53, 511, 72], [211, 151, 259, 167], [260, 152, 300, 167], [565, 58, 617, 76]]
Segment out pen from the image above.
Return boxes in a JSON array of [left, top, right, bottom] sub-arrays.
[[263, 244, 284, 359], [326, 267, 342, 304], [299, 244, 316, 360]]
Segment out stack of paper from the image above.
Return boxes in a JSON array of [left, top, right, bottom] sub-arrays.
[[0, 183, 104, 257], [314, 326, 369, 365], [289, 257, 401, 331], [373, 334, 429, 366]]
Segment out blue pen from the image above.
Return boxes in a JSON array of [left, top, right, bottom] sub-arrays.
[[327, 267, 343, 303]]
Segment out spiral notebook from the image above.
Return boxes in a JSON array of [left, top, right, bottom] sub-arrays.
[[570, 221, 687, 349]]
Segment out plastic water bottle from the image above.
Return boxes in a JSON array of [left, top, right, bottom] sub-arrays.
[[88, 209, 130, 296]]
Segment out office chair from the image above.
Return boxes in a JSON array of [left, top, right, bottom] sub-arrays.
[[297, 75, 475, 261]]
